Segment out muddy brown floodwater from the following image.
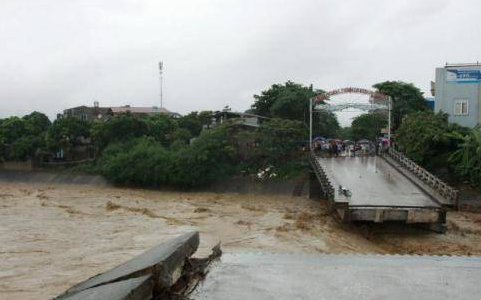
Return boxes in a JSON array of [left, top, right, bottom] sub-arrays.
[[2, 182, 481, 300]]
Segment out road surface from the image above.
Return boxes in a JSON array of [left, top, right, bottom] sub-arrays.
[[318, 156, 440, 208]]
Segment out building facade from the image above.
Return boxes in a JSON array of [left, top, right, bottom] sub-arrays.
[[61, 102, 112, 121], [434, 63, 481, 127], [60, 102, 181, 120], [110, 106, 181, 118], [211, 109, 269, 128]]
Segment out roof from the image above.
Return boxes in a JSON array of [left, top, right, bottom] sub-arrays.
[[445, 62, 481, 67], [214, 110, 270, 119], [111, 106, 172, 114]]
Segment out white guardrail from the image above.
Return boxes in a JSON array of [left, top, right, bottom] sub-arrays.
[[386, 148, 459, 206]]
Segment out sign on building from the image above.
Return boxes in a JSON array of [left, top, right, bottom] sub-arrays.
[[446, 69, 481, 84]]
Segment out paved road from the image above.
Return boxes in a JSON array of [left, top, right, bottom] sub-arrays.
[[192, 253, 481, 300], [318, 156, 440, 208]]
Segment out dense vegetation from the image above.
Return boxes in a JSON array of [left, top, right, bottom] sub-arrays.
[[251, 81, 340, 137], [395, 111, 480, 186], [1, 80, 481, 189]]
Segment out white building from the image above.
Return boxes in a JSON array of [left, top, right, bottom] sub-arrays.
[[434, 63, 481, 128]]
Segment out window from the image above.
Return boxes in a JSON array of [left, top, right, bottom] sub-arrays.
[[454, 100, 469, 115]]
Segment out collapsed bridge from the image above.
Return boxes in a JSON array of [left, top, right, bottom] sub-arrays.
[[309, 148, 458, 232], [53, 232, 481, 300]]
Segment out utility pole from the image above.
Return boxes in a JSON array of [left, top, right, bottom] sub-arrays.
[[388, 96, 392, 148], [159, 61, 164, 109], [309, 98, 313, 150]]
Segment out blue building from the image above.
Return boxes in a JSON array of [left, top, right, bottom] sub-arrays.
[[434, 63, 481, 128], [425, 97, 435, 111]]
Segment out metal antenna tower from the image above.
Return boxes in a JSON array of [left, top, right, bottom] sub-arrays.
[[159, 61, 164, 109]]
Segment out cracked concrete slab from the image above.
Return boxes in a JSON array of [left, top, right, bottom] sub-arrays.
[[57, 275, 152, 300], [54, 231, 199, 300]]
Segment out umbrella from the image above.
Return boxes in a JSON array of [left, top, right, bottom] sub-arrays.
[[313, 136, 326, 142], [357, 139, 371, 144]]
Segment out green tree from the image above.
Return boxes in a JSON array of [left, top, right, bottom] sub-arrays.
[[373, 81, 427, 131], [251, 81, 339, 138], [314, 110, 341, 138], [169, 124, 236, 188], [0, 117, 27, 144], [448, 126, 481, 186], [257, 118, 307, 164], [7, 135, 44, 161], [98, 124, 237, 188], [252, 81, 323, 124], [91, 113, 151, 150], [0, 115, 49, 161], [337, 127, 352, 140], [46, 117, 91, 152], [350, 113, 387, 141], [99, 137, 173, 187], [92, 113, 179, 151], [395, 111, 463, 167], [23, 111, 51, 136], [177, 111, 213, 137], [147, 114, 178, 145], [171, 128, 192, 145]]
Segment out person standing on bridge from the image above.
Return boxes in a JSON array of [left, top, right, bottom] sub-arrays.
[[336, 143, 342, 157]]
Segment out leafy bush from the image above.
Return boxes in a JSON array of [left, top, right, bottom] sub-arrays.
[[98, 125, 236, 188], [99, 137, 173, 187], [169, 125, 235, 188]]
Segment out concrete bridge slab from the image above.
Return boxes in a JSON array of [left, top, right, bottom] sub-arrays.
[[192, 253, 481, 300]]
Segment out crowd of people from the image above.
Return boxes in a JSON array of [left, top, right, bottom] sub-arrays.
[[312, 137, 389, 157]]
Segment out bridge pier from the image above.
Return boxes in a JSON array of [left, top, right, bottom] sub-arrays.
[[309, 171, 322, 200]]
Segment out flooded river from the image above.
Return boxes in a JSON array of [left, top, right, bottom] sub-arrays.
[[2, 182, 481, 300]]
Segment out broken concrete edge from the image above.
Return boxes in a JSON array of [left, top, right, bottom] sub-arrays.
[[57, 275, 153, 300], [53, 231, 220, 300], [170, 242, 223, 297]]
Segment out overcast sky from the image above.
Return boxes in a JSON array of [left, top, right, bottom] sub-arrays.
[[1, 0, 481, 121]]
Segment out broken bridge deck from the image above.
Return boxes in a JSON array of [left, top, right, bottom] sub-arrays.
[[192, 253, 481, 300], [311, 155, 446, 226]]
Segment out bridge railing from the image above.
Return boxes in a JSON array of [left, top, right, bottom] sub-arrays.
[[309, 151, 335, 200], [385, 147, 459, 206]]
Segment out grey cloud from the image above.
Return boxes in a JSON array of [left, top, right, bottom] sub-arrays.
[[1, 0, 481, 120]]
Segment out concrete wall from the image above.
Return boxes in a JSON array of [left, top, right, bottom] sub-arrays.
[[203, 176, 307, 196], [435, 66, 481, 128], [0, 160, 33, 171], [0, 170, 109, 186]]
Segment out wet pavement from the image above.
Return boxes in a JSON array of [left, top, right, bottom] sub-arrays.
[[318, 156, 440, 208], [192, 253, 481, 300]]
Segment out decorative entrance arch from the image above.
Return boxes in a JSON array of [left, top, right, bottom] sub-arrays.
[[312, 87, 390, 104], [309, 87, 392, 148]]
